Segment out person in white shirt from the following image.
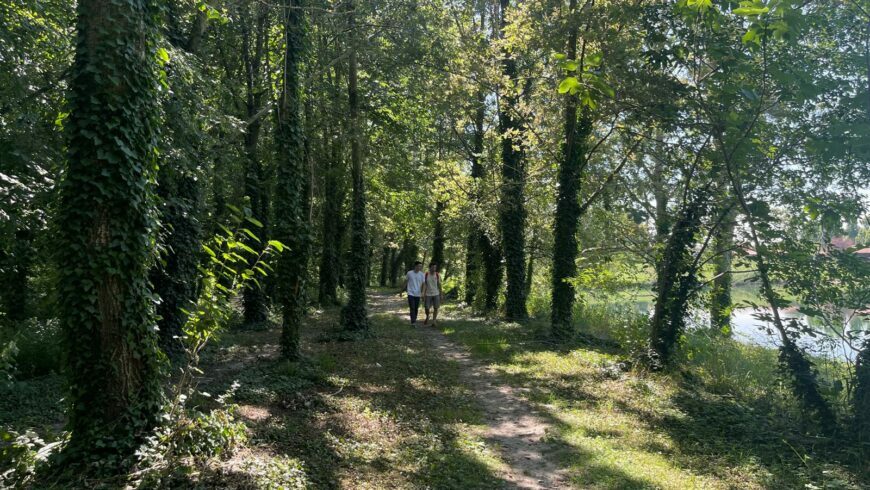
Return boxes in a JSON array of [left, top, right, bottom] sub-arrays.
[[401, 261, 425, 326], [421, 262, 444, 327]]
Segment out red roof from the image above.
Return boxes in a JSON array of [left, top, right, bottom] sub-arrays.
[[830, 236, 856, 250]]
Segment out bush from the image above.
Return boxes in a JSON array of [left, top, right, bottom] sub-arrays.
[[0, 429, 65, 488], [12, 318, 62, 378], [0, 319, 62, 380]]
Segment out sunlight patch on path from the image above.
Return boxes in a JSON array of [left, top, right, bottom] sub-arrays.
[[368, 291, 570, 489]]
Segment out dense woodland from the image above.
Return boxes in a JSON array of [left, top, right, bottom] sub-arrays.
[[1, 0, 870, 488]]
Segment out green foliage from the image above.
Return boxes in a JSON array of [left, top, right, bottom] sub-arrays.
[[4, 319, 61, 379], [0, 429, 64, 488], [274, 0, 312, 358], [55, 0, 166, 460]]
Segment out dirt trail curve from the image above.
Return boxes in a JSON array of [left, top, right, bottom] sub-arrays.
[[368, 292, 569, 489]]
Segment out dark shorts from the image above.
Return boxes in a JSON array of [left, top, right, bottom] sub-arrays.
[[424, 295, 441, 308]]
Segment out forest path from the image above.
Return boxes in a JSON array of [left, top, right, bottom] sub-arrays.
[[367, 291, 569, 489]]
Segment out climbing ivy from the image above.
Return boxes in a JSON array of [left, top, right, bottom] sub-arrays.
[[55, 0, 165, 460], [274, 0, 311, 359]]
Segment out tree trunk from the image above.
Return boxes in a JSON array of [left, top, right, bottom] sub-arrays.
[[854, 341, 870, 442], [498, 0, 528, 321], [550, 0, 590, 340], [241, 2, 271, 325], [275, 0, 309, 359], [481, 232, 503, 313], [151, 4, 211, 356], [465, 85, 487, 306], [389, 246, 400, 287], [1, 228, 32, 326], [403, 239, 419, 274], [709, 199, 736, 334], [724, 148, 837, 433], [58, 0, 163, 456], [524, 252, 534, 302], [852, 19, 870, 441], [341, 0, 370, 332], [649, 190, 707, 367], [432, 200, 446, 271], [317, 106, 345, 305], [379, 245, 389, 286]]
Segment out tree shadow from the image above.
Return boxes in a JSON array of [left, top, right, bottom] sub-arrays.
[[624, 385, 870, 488]]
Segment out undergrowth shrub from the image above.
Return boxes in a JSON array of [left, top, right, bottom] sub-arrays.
[[0, 429, 65, 488], [10, 318, 62, 378], [526, 288, 550, 319], [575, 302, 649, 355]]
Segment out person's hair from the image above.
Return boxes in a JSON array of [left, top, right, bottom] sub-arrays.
[[429, 262, 437, 268], [414, 261, 422, 266]]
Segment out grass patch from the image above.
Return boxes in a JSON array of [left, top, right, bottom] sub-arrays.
[[440, 304, 868, 489]]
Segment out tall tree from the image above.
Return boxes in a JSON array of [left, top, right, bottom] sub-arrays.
[[57, 0, 163, 456], [151, 4, 212, 358], [497, 0, 528, 320], [708, 197, 736, 334], [341, 0, 369, 332], [275, 0, 310, 359], [317, 56, 346, 306], [240, 1, 272, 325], [432, 200, 446, 269], [550, 0, 592, 341]]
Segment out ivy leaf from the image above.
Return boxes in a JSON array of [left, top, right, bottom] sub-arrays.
[[156, 47, 170, 64]]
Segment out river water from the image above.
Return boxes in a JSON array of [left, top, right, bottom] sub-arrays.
[[629, 299, 870, 360]]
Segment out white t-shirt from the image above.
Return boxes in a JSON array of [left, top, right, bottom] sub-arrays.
[[406, 270, 425, 296]]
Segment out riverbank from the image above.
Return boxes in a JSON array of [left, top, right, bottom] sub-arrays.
[[2, 291, 866, 488]]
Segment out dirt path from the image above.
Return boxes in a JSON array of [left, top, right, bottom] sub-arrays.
[[368, 292, 568, 489]]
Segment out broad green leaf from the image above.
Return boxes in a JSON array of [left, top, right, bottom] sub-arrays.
[[558, 77, 581, 94], [733, 6, 769, 16]]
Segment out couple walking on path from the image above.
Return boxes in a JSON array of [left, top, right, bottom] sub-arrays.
[[400, 261, 444, 327]]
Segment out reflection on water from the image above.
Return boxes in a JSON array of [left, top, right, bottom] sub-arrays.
[[726, 308, 869, 359], [629, 300, 869, 360]]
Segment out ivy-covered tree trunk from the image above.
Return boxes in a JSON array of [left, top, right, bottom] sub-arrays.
[[151, 5, 210, 358], [648, 190, 707, 367], [464, 232, 478, 304], [550, 3, 590, 340], [317, 116, 345, 306], [432, 200, 446, 269], [855, 27, 870, 442], [341, 0, 369, 332], [463, 8, 487, 307], [481, 232, 503, 313], [402, 237, 419, 274], [854, 341, 870, 442], [389, 246, 399, 287], [724, 153, 836, 433], [150, 166, 200, 359], [524, 252, 534, 302], [709, 200, 736, 334], [241, 3, 271, 325], [498, 0, 527, 321], [379, 245, 389, 286], [275, 0, 309, 359], [57, 0, 163, 456], [0, 228, 32, 327]]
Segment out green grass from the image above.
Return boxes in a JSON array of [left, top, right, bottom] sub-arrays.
[[438, 304, 868, 490], [4, 293, 866, 488], [192, 307, 508, 489]]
